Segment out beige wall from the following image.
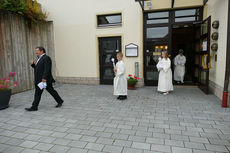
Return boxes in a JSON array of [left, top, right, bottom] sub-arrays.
[[204, 0, 228, 88], [144, 0, 202, 10], [37, 0, 143, 79]]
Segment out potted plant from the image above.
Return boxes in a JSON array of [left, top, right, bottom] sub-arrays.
[[0, 72, 18, 110], [127, 74, 139, 90]]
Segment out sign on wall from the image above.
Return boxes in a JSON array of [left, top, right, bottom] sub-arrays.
[[125, 43, 138, 57]]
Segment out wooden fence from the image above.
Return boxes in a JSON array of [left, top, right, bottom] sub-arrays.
[[0, 11, 56, 93]]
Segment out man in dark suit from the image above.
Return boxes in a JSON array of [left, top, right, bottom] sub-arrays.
[[25, 47, 64, 111]]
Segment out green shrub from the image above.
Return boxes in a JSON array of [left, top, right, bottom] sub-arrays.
[[0, 0, 47, 23], [0, 0, 26, 15]]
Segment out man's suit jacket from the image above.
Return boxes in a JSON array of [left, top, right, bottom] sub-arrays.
[[31, 54, 55, 84]]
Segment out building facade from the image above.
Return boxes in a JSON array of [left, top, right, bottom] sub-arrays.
[[37, 0, 229, 101]]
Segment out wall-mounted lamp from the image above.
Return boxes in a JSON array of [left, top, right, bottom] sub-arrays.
[[211, 43, 218, 51], [212, 20, 219, 29], [211, 32, 219, 40]]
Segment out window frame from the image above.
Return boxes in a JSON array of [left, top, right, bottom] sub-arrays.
[[97, 13, 122, 27]]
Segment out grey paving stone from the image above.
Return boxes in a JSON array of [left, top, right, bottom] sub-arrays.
[[172, 147, 192, 153], [95, 131, 112, 138], [24, 134, 41, 141], [171, 134, 189, 141], [51, 131, 68, 138], [87, 151, 106, 153], [96, 137, 114, 145], [184, 142, 205, 149], [112, 133, 129, 140], [205, 144, 229, 152], [122, 147, 143, 153], [67, 128, 82, 134], [113, 139, 132, 147], [192, 149, 215, 153], [2, 146, 24, 153], [19, 140, 38, 148], [67, 147, 88, 153], [53, 138, 72, 145], [0, 136, 11, 143], [0, 143, 10, 152], [80, 135, 98, 142], [146, 137, 164, 145], [5, 138, 24, 145], [65, 133, 82, 140], [208, 138, 230, 145], [81, 130, 97, 136], [165, 129, 182, 135], [189, 136, 209, 144], [103, 145, 123, 153], [38, 130, 53, 136], [49, 145, 70, 153], [132, 142, 150, 150], [38, 136, 56, 143], [21, 149, 40, 153], [165, 139, 184, 147], [68, 140, 88, 148], [151, 144, 171, 152], [34, 142, 54, 151], [11, 132, 29, 139], [85, 142, 104, 151], [128, 135, 146, 142]]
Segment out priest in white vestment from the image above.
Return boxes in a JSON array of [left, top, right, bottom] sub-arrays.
[[113, 52, 127, 100], [174, 49, 186, 84], [157, 51, 173, 95]]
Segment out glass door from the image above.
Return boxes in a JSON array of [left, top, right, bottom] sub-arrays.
[[144, 11, 170, 86], [194, 16, 211, 94], [99, 37, 121, 85]]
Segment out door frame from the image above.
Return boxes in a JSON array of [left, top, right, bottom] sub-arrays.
[[98, 36, 122, 85], [198, 16, 211, 94], [143, 7, 203, 86]]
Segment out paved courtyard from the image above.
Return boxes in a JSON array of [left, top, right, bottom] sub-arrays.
[[0, 84, 230, 153]]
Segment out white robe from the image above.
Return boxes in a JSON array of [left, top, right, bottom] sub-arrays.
[[114, 61, 127, 96], [157, 58, 173, 92], [174, 55, 186, 83]]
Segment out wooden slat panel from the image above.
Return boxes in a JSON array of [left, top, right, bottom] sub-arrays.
[[0, 11, 55, 93]]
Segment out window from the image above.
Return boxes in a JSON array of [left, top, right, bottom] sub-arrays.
[[175, 9, 200, 23], [147, 27, 169, 39], [97, 14, 122, 27], [147, 11, 169, 25], [148, 12, 169, 19]]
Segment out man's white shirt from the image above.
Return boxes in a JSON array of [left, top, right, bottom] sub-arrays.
[[35, 53, 46, 65]]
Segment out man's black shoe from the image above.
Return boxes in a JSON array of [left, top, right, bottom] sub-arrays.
[[25, 107, 38, 111], [56, 101, 63, 108]]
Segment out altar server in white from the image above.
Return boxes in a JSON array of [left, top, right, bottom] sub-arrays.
[[113, 52, 127, 100], [157, 51, 173, 95], [174, 49, 186, 84]]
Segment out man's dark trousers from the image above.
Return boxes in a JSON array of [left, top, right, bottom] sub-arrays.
[[32, 83, 63, 109]]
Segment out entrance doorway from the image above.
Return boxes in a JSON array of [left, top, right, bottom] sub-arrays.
[[143, 8, 211, 94], [98, 36, 121, 85], [171, 24, 196, 85]]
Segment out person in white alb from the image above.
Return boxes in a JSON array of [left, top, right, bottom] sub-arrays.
[[113, 52, 127, 100], [157, 51, 173, 95], [174, 49, 186, 84]]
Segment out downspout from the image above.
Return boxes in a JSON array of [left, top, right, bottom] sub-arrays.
[[222, 0, 230, 107]]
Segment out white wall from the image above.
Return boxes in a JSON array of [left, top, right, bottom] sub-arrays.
[[204, 0, 228, 88]]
